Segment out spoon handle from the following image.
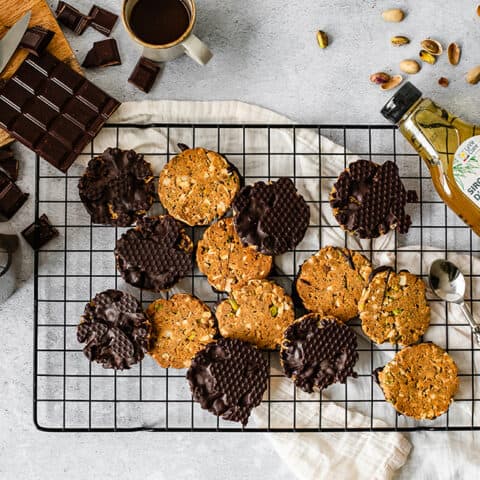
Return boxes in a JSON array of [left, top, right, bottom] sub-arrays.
[[459, 302, 480, 346]]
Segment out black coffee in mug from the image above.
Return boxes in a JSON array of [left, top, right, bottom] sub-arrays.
[[130, 0, 191, 45]]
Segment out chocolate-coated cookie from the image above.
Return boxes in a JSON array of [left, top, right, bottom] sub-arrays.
[[376, 343, 458, 420], [281, 314, 358, 393], [296, 246, 372, 322], [115, 215, 193, 292], [78, 148, 155, 227], [147, 294, 216, 369], [216, 279, 295, 349], [158, 147, 241, 226], [233, 177, 310, 255], [359, 268, 430, 346], [330, 159, 418, 238], [77, 290, 151, 370], [187, 338, 268, 425], [196, 218, 272, 292]]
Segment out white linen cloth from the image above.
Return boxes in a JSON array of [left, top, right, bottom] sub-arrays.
[[100, 100, 480, 480]]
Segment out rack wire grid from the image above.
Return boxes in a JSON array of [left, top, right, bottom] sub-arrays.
[[33, 123, 480, 432]]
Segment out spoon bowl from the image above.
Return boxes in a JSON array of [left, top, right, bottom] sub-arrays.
[[429, 259, 466, 303]]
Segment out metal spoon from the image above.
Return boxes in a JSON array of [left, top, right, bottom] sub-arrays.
[[429, 259, 480, 345]]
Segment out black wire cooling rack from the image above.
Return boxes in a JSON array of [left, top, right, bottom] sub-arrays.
[[33, 123, 480, 432]]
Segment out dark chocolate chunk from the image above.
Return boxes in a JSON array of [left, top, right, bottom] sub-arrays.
[[21, 213, 59, 249], [330, 160, 417, 239], [187, 338, 268, 426], [88, 5, 119, 36], [82, 39, 121, 68], [78, 148, 155, 227], [0, 53, 120, 173], [233, 177, 310, 256], [20, 26, 54, 56], [281, 314, 358, 393], [128, 57, 160, 93], [55, 1, 90, 35], [77, 290, 151, 370], [115, 215, 193, 291], [0, 171, 28, 220], [0, 147, 18, 181]]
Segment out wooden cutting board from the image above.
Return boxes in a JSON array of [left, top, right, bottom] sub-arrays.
[[0, 0, 82, 147]]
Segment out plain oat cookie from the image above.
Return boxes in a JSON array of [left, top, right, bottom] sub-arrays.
[[146, 294, 217, 369], [359, 268, 430, 346], [158, 147, 241, 226], [216, 279, 294, 349], [296, 246, 372, 322], [196, 218, 272, 292], [377, 343, 459, 420]]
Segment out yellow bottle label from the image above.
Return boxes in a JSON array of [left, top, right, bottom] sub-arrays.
[[454, 135, 480, 207]]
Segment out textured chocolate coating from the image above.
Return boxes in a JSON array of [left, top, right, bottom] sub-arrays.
[[77, 290, 150, 370], [78, 148, 155, 226], [281, 314, 358, 393], [115, 215, 193, 291], [22, 213, 59, 249], [187, 338, 268, 426], [330, 160, 418, 239], [82, 39, 121, 68], [233, 177, 310, 255]]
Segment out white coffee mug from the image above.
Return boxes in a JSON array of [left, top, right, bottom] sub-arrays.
[[122, 0, 213, 65]]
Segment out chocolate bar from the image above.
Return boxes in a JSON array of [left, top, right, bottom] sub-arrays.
[[0, 53, 121, 173], [0, 171, 28, 220], [20, 26, 54, 56], [55, 1, 90, 35], [128, 57, 160, 93], [22, 213, 59, 249], [88, 5, 119, 36], [82, 39, 121, 68]]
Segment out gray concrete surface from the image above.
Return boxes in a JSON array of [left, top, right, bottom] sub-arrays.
[[1, 0, 480, 479]]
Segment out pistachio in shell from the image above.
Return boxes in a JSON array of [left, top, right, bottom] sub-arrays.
[[380, 75, 403, 91], [466, 66, 480, 85], [448, 42, 461, 66], [419, 50, 437, 65], [391, 36, 410, 46], [399, 59, 421, 74], [370, 72, 391, 85], [420, 39, 443, 56], [382, 8, 405, 22]]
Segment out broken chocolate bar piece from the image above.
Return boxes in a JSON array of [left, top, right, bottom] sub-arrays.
[[22, 213, 59, 249], [0, 147, 19, 181], [128, 57, 160, 93], [55, 1, 90, 35], [82, 39, 121, 68], [0, 171, 28, 220], [0, 53, 121, 173], [88, 5, 119, 36], [20, 26, 55, 56]]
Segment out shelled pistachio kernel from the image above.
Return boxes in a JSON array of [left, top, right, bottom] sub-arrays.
[[400, 59, 421, 74], [370, 72, 391, 84], [419, 50, 437, 64], [421, 39, 443, 56], [316, 30, 328, 49], [438, 77, 449, 88], [391, 35, 409, 46], [382, 8, 405, 22], [448, 42, 461, 65]]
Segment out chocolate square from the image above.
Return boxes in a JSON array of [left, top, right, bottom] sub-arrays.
[[88, 5, 119, 36], [55, 1, 90, 35], [0, 171, 28, 220], [22, 214, 59, 249], [82, 39, 121, 68], [20, 26, 55, 56], [0, 147, 18, 181], [128, 57, 160, 93]]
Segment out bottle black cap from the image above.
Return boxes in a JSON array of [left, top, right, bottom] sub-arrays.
[[381, 82, 422, 124]]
